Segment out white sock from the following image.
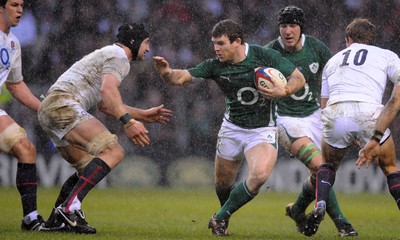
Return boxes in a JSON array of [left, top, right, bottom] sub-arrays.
[[68, 196, 82, 212], [24, 210, 38, 222]]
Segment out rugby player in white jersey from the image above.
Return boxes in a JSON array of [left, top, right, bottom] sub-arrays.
[[304, 18, 400, 236], [0, 0, 45, 231], [38, 23, 172, 234], [153, 19, 305, 236], [265, 5, 357, 237]]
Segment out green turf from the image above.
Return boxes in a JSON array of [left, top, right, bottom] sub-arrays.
[[1, 187, 398, 239]]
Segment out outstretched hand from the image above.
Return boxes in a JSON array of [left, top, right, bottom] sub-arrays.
[[124, 120, 150, 147], [153, 56, 171, 77], [141, 104, 173, 124], [356, 140, 379, 169]]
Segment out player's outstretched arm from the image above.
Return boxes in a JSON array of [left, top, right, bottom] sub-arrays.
[[125, 104, 173, 124], [6, 81, 41, 112], [153, 56, 192, 86]]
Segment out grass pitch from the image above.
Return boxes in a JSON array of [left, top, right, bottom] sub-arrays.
[[1, 187, 398, 239]]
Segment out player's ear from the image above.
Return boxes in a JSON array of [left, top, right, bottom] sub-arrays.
[[345, 37, 353, 46]]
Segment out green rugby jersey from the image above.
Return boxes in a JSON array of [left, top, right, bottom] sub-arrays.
[[265, 35, 331, 117], [188, 44, 296, 128]]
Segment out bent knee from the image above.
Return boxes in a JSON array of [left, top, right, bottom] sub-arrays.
[[86, 131, 119, 156], [248, 171, 270, 185], [98, 143, 125, 168], [108, 143, 125, 160], [0, 123, 30, 153]]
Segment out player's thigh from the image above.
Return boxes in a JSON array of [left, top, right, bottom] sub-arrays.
[[245, 142, 277, 180], [64, 118, 109, 148]]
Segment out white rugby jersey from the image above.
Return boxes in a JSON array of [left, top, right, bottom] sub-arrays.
[[0, 31, 23, 91], [48, 44, 130, 110], [321, 43, 400, 106]]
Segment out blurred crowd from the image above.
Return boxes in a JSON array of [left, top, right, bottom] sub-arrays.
[[6, 0, 400, 185]]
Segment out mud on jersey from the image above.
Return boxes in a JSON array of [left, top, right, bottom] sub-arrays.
[[265, 35, 331, 117], [188, 44, 296, 128], [48, 44, 130, 111]]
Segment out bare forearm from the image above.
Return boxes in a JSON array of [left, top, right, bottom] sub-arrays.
[[124, 105, 146, 120], [162, 69, 192, 86], [6, 82, 41, 112], [375, 100, 400, 132], [285, 69, 306, 96], [375, 86, 400, 132]]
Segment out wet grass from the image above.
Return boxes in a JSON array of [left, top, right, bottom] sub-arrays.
[[1, 187, 398, 239]]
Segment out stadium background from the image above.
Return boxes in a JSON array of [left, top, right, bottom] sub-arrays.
[[1, 0, 400, 191]]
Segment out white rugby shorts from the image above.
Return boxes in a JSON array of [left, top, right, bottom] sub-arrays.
[[216, 118, 277, 161], [38, 91, 93, 147], [321, 102, 390, 148], [277, 109, 322, 151]]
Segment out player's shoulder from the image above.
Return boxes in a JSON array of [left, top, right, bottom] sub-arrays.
[[97, 44, 129, 60]]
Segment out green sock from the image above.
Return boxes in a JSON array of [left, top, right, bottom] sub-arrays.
[[326, 189, 350, 228], [215, 181, 256, 220], [291, 178, 315, 217]]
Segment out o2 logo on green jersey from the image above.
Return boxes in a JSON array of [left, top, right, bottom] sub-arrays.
[[0, 48, 10, 69], [237, 87, 268, 106], [291, 83, 313, 101]]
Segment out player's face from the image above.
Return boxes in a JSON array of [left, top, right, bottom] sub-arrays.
[[212, 35, 240, 63], [279, 23, 302, 52], [1, 0, 23, 28], [137, 38, 150, 61]]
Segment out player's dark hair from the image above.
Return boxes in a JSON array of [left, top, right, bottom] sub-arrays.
[[0, 0, 7, 8], [346, 18, 376, 45], [116, 23, 149, 61], [278, 5, 305, 30], [212, 19, 244, 44]]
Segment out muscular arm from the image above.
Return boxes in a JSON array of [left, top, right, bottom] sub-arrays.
[[6, 81, 41, 112], [285, 68, 306, 96], [98, 73, 127, 119], [153, 56, 193, 86], [98, 73, 150, 147]]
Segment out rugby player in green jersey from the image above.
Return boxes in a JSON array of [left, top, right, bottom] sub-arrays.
[[153, 19, 305, 236], [265, 6, 357, 237]]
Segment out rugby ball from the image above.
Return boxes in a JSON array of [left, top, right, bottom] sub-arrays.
[[254, 67, 287, 90]]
